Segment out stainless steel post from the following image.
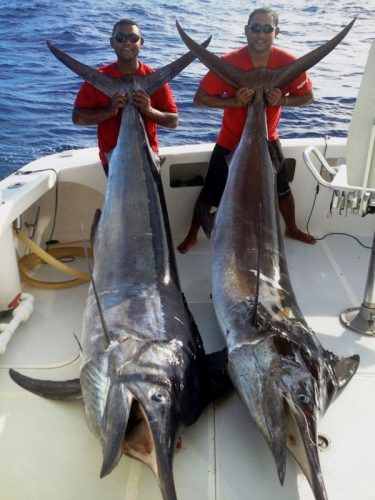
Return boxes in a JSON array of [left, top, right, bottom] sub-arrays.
[[340, 231, 375, 335]]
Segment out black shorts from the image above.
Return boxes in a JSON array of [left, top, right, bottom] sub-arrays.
[[199, 140, 291, 207]]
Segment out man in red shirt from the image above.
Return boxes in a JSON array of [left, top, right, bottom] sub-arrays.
[[73, 18, 178, 175], [178, 7, 316, 253]]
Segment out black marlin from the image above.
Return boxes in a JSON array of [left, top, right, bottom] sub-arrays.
[[9, 38, 231, 500], [176, 20, 359, 500]]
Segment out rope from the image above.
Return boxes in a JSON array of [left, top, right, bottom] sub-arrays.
[[14, 230, 93, 289], [0, 293, 34, 355]]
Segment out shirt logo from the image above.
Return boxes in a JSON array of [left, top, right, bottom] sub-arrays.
[[296, 79, 308, 90]]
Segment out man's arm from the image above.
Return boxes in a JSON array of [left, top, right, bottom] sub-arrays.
[[265, 88, 314, 107], [72, 90, 178, 128], [142, 108, 178, 128], [194, 86, 254, 109], [72, 92, 127, 126]]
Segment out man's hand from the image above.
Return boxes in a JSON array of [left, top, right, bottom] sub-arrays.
[[132, 90, 152, 115], [234, 87, 255, 107], [109, 92, 128, 116], [265, 88, 283, 106]]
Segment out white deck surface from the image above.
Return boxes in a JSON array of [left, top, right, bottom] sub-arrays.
[[0, 233, 374, 500]]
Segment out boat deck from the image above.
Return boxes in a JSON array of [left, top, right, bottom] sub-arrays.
[[0, 231, 373, 500]]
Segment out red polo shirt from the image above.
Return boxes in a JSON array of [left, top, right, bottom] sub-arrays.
[[200, 45, 313, 149], [74, 61, 178, 165]]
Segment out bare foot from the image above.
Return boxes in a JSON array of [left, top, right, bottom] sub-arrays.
[[285, 228, 316, 245], [177, 235, 197, 254]]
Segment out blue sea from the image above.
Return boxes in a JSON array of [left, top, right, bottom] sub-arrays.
[[0, 0, 374, 180]]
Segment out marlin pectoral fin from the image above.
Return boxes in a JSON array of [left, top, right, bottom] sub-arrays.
[[261, 376, 288, 484], [47, 41, 123, 97], [228, 347, 287, 484], [331, 353, 360, 390], [9, 368, 82, 400], [100, 382, 133, 478]]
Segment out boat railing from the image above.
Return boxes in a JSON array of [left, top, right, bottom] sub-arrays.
[[303, 41, 375, 336]]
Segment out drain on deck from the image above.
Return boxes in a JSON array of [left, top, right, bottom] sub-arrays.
[[318, 433, 330, 451]]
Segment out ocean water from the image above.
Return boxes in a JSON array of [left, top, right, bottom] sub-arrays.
[[0, 0, 374, 180]]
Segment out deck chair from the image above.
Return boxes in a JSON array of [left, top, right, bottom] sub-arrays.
[[303, 41, 375, 336]]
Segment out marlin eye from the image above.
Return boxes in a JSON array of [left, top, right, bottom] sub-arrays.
[[151, 392, 165, 403], [297, 394, 310, 403]]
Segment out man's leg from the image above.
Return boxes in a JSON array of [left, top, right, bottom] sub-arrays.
[[177, 144, 230, 254], [272, 139, 316, 245], [177, 201, 209, 254], [278, 193, 316, 244]]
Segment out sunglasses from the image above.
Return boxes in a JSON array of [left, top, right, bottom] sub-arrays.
[[248, 23, 275, 34], [113, 33, 141, 43]]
